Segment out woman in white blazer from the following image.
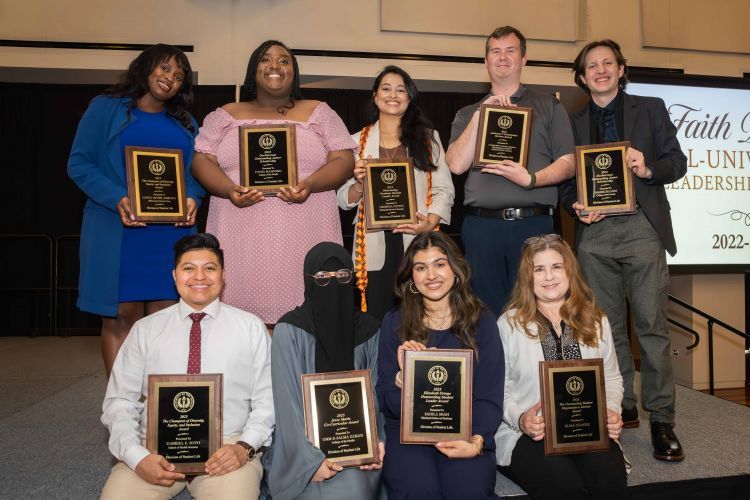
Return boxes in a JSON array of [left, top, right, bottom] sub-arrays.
[[495, 234, 628, 500], [336, 65, 454, 321]]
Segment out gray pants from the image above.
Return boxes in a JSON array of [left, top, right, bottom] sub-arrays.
[[577, 210, 674, 424]]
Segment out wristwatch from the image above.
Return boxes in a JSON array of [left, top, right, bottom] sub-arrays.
[[237, 441, 257, 462]]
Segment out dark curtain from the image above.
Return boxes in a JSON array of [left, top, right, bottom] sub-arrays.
[[0, 83, 109, 335], [0, 83, 234, 335], [1, 81, 574, 335], [188, 85, 237, 230]]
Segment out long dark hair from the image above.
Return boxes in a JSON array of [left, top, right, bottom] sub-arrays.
[[104, 44, 194, 132], [394, 232, 484, 355], [241, 40, 303, 108], [367, 65, 437, 172]]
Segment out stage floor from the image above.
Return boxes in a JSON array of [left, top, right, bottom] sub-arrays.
[[0, 336, 748, 499]]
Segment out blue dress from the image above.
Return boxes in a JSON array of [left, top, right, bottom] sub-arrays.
[[376, 310, 505, 500], [67, 96, 204, 316], [118, 108, 190, 301]]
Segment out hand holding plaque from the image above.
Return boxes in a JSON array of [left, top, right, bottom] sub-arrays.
[[239, 124, 298, 195], [302, 370, 379, 467], [125, 147, 188, 223], [362, 159, 418, 232], [146, 374, 223, 474], [473, 105, 533, 168], [539, 359, 609, 456], [575, 142, 635, 216], [400, 349, 473, 444]]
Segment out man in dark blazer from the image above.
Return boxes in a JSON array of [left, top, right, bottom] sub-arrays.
[[559, 39, 687, 462]]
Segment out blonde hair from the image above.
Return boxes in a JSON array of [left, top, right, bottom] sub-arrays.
[[505, 236, 603, 347]]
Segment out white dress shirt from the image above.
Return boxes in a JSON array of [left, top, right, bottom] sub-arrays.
[[101, 299, 274, 470], [494, 310, 623, 466]]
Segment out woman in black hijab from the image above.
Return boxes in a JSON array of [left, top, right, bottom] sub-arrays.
[[261, 242, 384, 500]]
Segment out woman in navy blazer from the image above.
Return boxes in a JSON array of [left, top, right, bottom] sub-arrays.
[[67, 44, 204, 375]]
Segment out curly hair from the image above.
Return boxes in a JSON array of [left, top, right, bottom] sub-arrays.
[[241, 40, 302, 109], [505, 235, 603, 347], [366, 65, 437, 172], [394, 232, 485, 355], [104, 44, 194, 132]]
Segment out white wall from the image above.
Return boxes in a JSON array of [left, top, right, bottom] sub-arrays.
[[1, 0, 749, 87]]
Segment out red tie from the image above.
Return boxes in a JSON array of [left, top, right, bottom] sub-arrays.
[[187, 312, 206, 374]]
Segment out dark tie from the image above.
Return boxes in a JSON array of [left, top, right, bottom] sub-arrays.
[[599, 108, 619, 143], [187, 312, 207, 374]]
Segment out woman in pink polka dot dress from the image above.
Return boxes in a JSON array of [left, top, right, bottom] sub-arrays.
[[192, 40, 356, 323]]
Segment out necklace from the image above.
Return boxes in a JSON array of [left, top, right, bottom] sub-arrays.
[[425, 312, 452, 330], [379, 133, 401, 160], [538, 310, 563, 336]]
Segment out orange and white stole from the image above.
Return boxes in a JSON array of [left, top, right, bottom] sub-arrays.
[[354, 125, 436, 312]]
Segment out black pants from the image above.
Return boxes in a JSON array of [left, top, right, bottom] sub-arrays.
[[498, 435, 628, 500], [364, 231, 403, 321], [462, 214, 554, 316]]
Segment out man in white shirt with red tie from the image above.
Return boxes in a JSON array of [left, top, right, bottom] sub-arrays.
[[101, 233, 274, 499]]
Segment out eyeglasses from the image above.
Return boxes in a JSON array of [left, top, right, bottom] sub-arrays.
[[522, 234, 562, 248], [307, 269, 354, 286]]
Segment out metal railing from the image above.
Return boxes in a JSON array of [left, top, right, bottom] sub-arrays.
[[54, 234, 89, 336], [0, 234, 54, 335], [1, 233, 99, 337], [668, 294, 750, 395]]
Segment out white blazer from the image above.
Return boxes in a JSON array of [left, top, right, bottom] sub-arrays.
[[494, 310, 623, 466], [335, 121, 455, 271]]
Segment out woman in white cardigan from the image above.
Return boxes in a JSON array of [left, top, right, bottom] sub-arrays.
[[495, 234, 628, 500], [337, 65, 454, 321]]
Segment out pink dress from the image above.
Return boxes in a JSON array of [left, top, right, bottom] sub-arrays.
[[195, 102, 357, 323]]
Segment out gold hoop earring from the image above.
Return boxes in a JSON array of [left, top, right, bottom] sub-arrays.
[[409, 281, 420, 295]]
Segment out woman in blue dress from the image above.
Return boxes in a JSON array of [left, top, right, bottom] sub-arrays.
[[68, 44, 204, 375], [377, 231, 505, 499]]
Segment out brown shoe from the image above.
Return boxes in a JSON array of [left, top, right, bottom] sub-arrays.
[[622, 406, 639, 428]]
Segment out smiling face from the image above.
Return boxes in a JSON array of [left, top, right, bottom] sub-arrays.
[[532, 249, 570, 307], [412, 246, 456, 307], [173, 249, 224, 310], [373, 72, 410, 119], [579, 45, 624, 103], [145, 56, 185, 103], [255, 44, 294, 96], [485, 34, 527, 85]]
